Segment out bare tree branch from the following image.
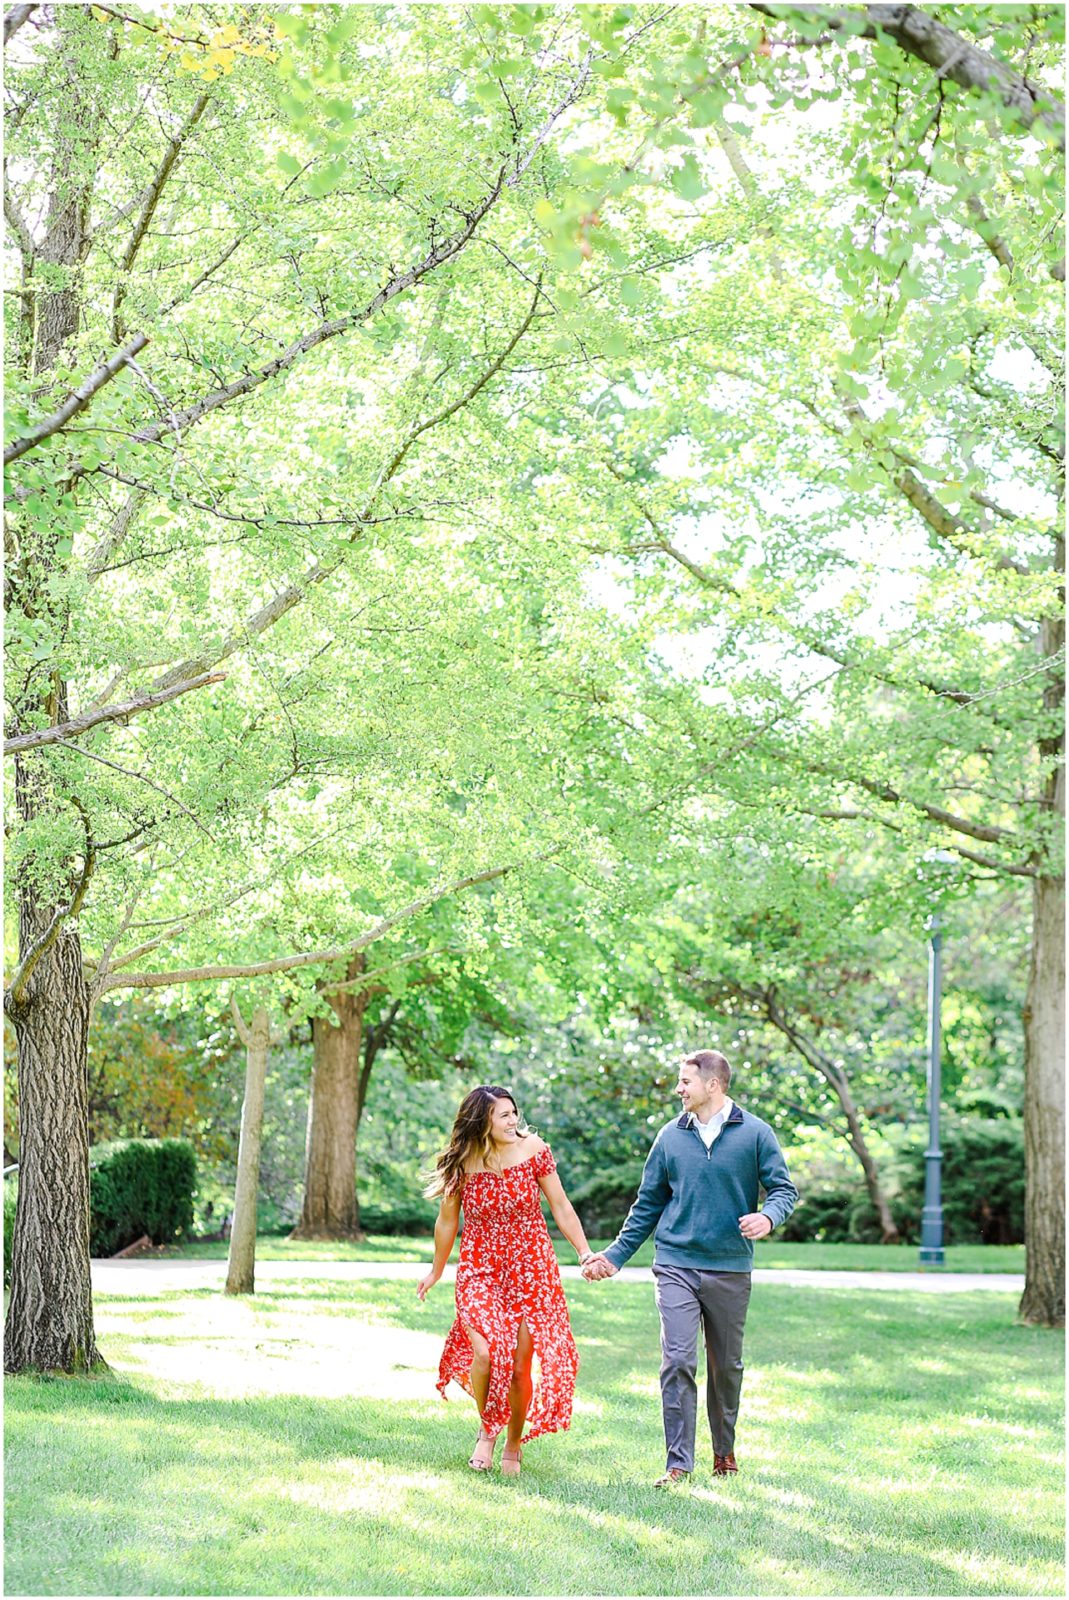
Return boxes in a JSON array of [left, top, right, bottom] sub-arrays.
[[4, 333, 149, 465], [4, 670, 225, 754]]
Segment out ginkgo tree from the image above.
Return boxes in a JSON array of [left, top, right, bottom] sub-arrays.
[[3, 0, 742, 1372]]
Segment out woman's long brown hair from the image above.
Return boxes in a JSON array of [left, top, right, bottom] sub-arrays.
[[424, 1085, 526, 1199]]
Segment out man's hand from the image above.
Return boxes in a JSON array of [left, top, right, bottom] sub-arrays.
[[738, 1213, 773, 1240], [582, 1253, 619, 1281]]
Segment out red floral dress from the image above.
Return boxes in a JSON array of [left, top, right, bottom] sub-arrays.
[[436, 1143, 579, 1444]]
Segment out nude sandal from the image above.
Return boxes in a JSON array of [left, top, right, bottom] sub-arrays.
[[501, 1445, 522, 1477], [468, 1429, 495, 1472]]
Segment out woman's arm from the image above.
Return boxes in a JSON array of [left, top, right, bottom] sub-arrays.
[[416, 1189, 461, 1300], [537, 1169, 594, 1264]]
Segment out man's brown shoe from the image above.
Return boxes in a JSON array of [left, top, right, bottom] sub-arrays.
[[713, 1453, 738, 1475], [653, 1468, 691, 1488]]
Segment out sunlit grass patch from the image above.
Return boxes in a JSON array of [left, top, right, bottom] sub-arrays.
[[5, 1278, 1063, 1596]]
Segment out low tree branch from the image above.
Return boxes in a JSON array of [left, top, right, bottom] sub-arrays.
[[5, 670, 225, 754], [98, 862, 519, 992], [4, 332, 149, 465], [4, 804, 94, 1012]]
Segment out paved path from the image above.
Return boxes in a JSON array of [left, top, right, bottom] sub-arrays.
[[91, 1258, 1025, 1297]]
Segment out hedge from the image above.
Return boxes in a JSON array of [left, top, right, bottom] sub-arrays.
[[89, 1138, 196, 1257], [780, 1117, 1024, 1245]]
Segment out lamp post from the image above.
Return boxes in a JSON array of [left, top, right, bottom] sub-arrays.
[[919, 909, 945, 1266], [918, 849, 955, 1267]]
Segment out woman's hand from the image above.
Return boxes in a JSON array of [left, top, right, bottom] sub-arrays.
[[416, 1269, 439, 1301]]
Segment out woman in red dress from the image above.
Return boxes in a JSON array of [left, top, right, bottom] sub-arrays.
[[417, 1085, 595, 1476]]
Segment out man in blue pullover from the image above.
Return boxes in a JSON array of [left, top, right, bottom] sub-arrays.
[[584, 1049, 798, 1488]]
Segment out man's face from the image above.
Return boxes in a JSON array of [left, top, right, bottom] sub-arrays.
[[675, 1063, 715, 1114]]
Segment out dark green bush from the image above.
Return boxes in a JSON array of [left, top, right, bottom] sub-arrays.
[[779, 1116, 1024, 1245], [89, 1138, 196, 1256], [358, 1198, 437, 1236], [896, 1116, 1024, 1245], [777, 1188, 857, 1243], [570, 1160, 646, 1235]]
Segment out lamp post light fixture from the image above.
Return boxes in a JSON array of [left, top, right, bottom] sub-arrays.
[[919, 849, 956, 1268]]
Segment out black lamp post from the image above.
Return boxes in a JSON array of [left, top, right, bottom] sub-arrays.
[[919, 850, 955, 1267], [919, 908, 945, 1266]]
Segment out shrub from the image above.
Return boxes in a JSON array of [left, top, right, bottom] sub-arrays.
[[358, 1199, 438, 1236], [777, 1116, 1024, 1246], [89, 1138, 196, 1257], [777, 1188, 857, 1243], [569, 1160, 646, 1236], [896, 1116, 1024, 1245]]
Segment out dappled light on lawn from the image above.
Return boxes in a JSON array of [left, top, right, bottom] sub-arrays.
[[5, 1279, 1063, 1596], [98, 1292, 444, 1402]]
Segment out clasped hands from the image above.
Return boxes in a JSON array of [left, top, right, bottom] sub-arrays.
[[582, 1213, 772, 1280], [581, 1253, 617, 1281]]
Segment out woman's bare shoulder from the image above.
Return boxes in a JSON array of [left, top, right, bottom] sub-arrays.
[[519, 1133, 547, 1154]]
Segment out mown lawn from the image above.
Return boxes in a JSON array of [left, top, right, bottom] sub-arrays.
[[157, 1234, 1027, 1274], [4, 1275, 1061, 1596]]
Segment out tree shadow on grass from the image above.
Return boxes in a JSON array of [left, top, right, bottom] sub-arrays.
[[5, 1373, 1063, 1598]]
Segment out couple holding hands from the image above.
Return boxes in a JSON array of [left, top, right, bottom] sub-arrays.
[[416, 1050, 798, 1486]]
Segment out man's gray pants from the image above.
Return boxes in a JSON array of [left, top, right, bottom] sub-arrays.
[[653, 1264, 752, 1472]]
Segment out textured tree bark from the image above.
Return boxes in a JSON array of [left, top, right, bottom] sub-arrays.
[[225, 1006, 270, 1296], [291, 957, 369, 1240], [1019, 538, 1065, 1327], [3, 814, 102, 1374], [1020, 869, 1066, 1326], [4, 10, 110, 1374]]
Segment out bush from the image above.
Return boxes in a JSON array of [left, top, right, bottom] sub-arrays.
[[358, 1199, 437, 1236], [896, 1116, 1024, 1245], [569, 1160, 646, 1235], [777, 1188, 857, 1243], [776, 1116, 1024, 1246], [89, 1138, 196, 1257], [4, 1177, 15, 1288]]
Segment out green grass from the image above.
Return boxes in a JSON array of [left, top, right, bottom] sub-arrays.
[[158, 1234, 1026, 1274], [5, 1276, 1061, 1595]]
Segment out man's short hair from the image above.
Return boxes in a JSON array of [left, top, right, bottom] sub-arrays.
[[683, 1050, 732, 1089]]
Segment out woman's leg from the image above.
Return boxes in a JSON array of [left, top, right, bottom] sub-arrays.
[[505, 1320, 533, 1450], [461, 1321, 496, 1468]]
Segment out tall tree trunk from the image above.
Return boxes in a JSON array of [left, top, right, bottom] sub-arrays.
[[226, 1004, 270, 1296], [3, 9, 111, 1375], [291, 957, 369, 1240], [1020, 868, 1066, 1325], [1019, 535, 1065, 1328], [3, 770, 101, 1373]]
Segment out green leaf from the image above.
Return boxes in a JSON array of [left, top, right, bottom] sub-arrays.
[[276, 152, 302, 176], [670, 154, 706, 202], [306, 159, 347, 198]]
